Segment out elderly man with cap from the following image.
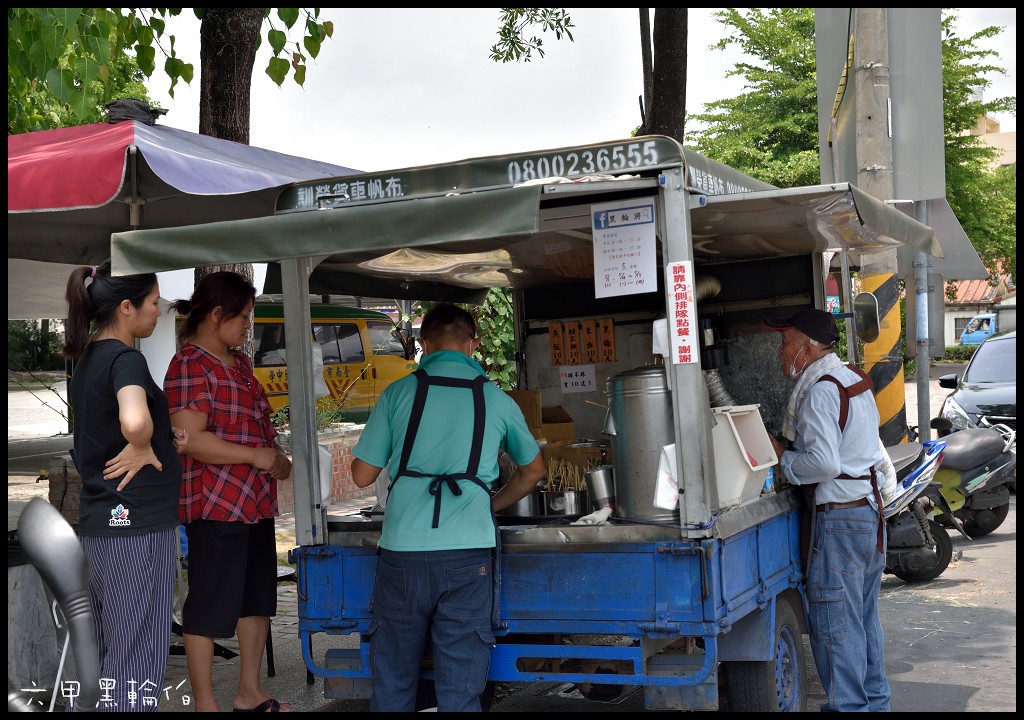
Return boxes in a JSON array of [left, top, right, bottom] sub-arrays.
[[763, 307, 891, 713]]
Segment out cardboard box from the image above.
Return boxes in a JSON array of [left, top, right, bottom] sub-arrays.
[[507, 392, 576, 445], [506, 390, 542, 428], [533, 406, 575, 445]]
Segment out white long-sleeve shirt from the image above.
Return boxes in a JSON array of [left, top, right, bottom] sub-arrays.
[[779, 363, 885, 508]]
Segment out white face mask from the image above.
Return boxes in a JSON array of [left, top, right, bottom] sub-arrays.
[[788, 344, 807, 379]]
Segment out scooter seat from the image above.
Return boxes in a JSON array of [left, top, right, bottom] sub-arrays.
[[887, 442, 923, 482], [940, 428, 1008, 471]]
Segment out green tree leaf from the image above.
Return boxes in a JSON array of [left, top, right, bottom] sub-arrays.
[[268, 28, 287, 55], [277, 8, 300, 29], [8, 7, 334, 134], [267, 56, 290, 86]]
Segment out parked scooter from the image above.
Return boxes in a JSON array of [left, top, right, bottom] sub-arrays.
[[882, 438, 963, 583], [928, 418, 1016, 537], [8, 498, 99, 712]]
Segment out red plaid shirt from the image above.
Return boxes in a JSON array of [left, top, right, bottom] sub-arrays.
[[165, 344, 279, 524]]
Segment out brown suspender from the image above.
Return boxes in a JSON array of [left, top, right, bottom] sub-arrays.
[[817, 368, 874, 433]]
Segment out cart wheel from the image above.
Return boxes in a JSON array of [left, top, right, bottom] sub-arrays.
[[722, 596, 807, 712]]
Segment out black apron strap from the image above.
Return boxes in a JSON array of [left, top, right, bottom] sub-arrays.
[[396, 369, 431, 473], [391, 369, 491, 529], [465, 376, 487, 476]]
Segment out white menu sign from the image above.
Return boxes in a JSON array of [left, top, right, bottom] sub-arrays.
[[559, 364, 596, 394], [592, 200, 656, 298]]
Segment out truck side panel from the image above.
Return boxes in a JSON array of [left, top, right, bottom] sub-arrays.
[[295, 498, 802, 711]]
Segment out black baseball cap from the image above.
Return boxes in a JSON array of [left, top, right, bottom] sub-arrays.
[[763, 308, 840, 345]]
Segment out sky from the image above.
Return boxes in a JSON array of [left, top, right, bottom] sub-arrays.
[[146, 8, 1016, 173], [146, 8, 1016, 297]]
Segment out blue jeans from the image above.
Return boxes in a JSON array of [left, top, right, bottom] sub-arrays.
[[367, 548, 495, 712], [806, 503, 891, 712]]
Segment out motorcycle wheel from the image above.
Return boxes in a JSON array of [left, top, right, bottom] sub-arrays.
[[721, 594, 807, 712], [960, 501, 1010, 537], [892, 519, 953, 583]]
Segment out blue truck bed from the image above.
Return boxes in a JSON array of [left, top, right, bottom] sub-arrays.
[[293, 490, 805, 710]]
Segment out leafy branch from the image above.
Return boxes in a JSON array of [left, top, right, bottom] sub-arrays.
[[490, 8, 574, 63], [7, 7, 334, 133]]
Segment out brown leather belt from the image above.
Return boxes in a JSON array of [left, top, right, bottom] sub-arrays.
[[815, 497, 870, 512]]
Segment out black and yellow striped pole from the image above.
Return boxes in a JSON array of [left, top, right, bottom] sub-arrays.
[[860, 267, 908, 446], [853, 9, 908, 446]]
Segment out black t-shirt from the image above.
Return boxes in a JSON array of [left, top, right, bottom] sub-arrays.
[[69, 339, 182, 536]]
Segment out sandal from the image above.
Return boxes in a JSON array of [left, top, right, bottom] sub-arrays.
[[232, 697, 293, 712]]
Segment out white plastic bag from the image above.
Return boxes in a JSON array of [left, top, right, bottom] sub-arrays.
[[317, 444, 333, 503], [311, 342, 330, 398], [877, 438, 898, 506], [654, 443, 680, 510], [371, 467, 390, 511]]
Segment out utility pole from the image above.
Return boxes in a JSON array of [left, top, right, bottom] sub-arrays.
[[853, 8, 908, 446]]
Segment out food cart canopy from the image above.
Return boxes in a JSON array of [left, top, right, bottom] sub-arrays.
[[112, 136, 940, 299]]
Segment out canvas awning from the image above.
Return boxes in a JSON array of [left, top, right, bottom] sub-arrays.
[[112, 181, 939, 302], [110, 136, 940, 300]]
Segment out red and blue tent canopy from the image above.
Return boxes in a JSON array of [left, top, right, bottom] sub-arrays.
[[8, 120, 357, 318]]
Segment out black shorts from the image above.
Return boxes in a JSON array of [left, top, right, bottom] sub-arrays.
[[182, 517, 277, 638]]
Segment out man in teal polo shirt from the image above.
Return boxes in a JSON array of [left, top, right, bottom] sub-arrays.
[[352, 303, 546, 712]]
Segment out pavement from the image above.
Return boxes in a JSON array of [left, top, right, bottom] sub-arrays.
[[7, 363, 971, 712]]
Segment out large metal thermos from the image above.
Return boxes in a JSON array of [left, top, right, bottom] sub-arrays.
[[604, 364, 677, 522]]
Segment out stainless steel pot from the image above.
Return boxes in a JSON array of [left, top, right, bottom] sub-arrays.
[[605, 364, 677, 522], [540, 490, 588, 516], [499, 489, 540, 518], [495, 452, 545, 517]]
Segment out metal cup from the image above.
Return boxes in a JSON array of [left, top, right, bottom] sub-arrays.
[[584, 465, 616, 510]]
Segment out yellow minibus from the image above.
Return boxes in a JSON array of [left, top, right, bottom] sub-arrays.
[[252, 304, 416, 422]]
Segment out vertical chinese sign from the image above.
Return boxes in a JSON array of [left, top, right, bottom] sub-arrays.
[[598, 318, 616, 362], [666, 261, 698, 364], [580, 319, 600, 365], [564, 322, 582, 365], [549, 321, 565, 366]]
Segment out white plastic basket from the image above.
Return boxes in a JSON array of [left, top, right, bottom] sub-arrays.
[[711, 404, 777, 509]]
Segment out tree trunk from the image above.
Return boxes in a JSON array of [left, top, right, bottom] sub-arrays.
[[639, 9, 654, 134], [647, 8, 688, 144], [197, 8, 264, 358], [198, 8, 262, 142]]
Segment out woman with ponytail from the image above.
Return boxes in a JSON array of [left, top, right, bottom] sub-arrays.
[[62, 259, 186, 711]]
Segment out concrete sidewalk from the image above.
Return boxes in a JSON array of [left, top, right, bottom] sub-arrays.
[[157, 499, 373, 713]]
